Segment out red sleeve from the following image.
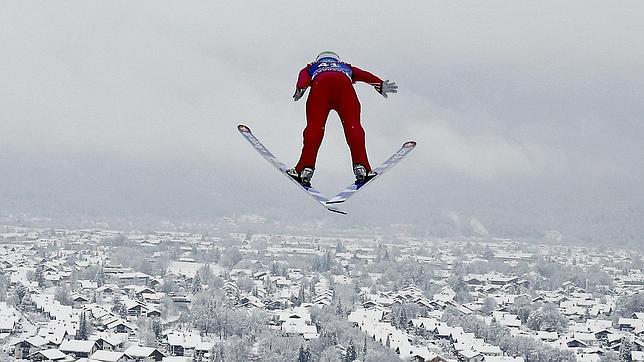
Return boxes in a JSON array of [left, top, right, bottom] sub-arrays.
[[296, 65, 312, 88], [351, 66, 383, 85]]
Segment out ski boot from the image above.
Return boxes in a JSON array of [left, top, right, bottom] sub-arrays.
[[286, 167, 314, 188], [353, 164, 377, 186]]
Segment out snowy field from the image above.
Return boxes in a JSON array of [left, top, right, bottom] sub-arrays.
[[168, 261, 223, 277]]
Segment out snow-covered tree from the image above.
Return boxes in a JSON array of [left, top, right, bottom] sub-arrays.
[[481, 297, 498, 315], [138, 317, 158, 347], [319, 348, 341, 362], [192, 274, 203, 294], [344, 340, 357, 362], [297, 283, 306, 305], [616, 293, 644, 317], [54, 285, 72, 306], [77, 312, 91, 340], [298, 345, 312, 362], [619, 337, 632, 362], [96, 267, 106, 287], [362, 335, 367, 358], [526, 303, 568, 333], [111, 295, 128, 317], [34, 265, 45, 287]]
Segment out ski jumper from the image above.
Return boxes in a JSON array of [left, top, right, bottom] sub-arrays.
[[294, 60, 383, 173]]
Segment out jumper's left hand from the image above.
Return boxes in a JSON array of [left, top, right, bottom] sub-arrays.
[[375, 80, 398, 98]]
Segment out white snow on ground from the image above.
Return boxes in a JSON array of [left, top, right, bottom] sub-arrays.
[[168, 262, 222, 277]]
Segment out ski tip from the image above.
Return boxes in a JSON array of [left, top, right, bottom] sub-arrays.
[[404, 141, 417, 148], [237, 124, 251, 133]]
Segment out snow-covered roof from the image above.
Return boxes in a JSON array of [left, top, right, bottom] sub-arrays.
[[485, 357, 525, 362], [21, 335, 50, 347], [124, 345, 164, 358], [29, 348, 70, 361], [282, 323, 317, 336], [59, 340, 98, 353], [88, 350, 124, 362], [166, 331, 201, 348], [0, 318, 15, 330], [460, 349, 483, 359]]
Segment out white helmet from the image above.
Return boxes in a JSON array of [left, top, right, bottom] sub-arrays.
[[315, 51, 340, 62]]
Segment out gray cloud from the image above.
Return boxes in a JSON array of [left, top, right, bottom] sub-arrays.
[[1, 1, 643, 245]]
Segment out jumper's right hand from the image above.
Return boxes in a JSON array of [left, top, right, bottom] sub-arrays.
[[293, 88, 306, 101]]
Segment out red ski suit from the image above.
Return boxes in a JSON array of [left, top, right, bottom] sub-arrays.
[[295, 63, 382, 173]]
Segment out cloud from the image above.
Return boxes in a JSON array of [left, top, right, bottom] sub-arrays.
[[0, 2, 643, 243], [408, 119, 562, 180], [470, 218, 489, 237]]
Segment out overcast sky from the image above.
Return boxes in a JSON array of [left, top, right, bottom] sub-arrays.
[[1, 2, 643, 242]]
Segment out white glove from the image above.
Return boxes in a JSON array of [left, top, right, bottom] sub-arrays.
[[375, 80, 398, 98]]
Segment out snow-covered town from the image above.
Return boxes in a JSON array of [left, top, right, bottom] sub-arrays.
[[0, 222, 642, 362]]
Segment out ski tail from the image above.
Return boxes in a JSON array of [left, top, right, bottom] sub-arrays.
[[237, 124, 346, 215], [326, 140, 416, 204]]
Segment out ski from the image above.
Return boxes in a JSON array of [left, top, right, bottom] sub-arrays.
[[237, 125, 346, 215], [326, 141, 416, 205]]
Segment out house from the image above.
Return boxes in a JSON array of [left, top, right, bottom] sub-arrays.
[[165, 331, 201, 356], [411, 317, 441, 333], [123, 299, 144, 317], [571, 332, 598, 347], [253, 271, 269, 280], [71, 294, 91, 304], [88, 350, 126, 362], [477, 344, 503, 356], [28, 348, 74, 362], [410, 349, 447, 362], [459, 350, 484, 362], [58, 339, 99, 358], [236, 296, 265, 310], [632, 351, 644, 362], [349, 309, 384, 326], [281, 322, 318, 339], [619, 318, 644, 331], [92, 337, 117, 351], [130, 285, 155, 297], [606, 333, 624, 349], [494, 313, 521, 329], [38, 323, 71, 347], [97, 285, 118, 296], [465, 276, 486, 286], [487, 275, 519, 286], [634, 338, 644, 351], [117, 272, 151, 286], [146, 309, 162, 318], [435, 325, 458, 340], [124, 345, 165, 361], [537, 331, 559, 342], [141, 292, 164, 304], [593, 329, 613, 342], [91, 333, 127, 351], [13, 335, 49, 359], [79, 280, 99, 290], [566, 338, 588, 348], [106, 320, 136, 335], [631, 313, 644, 320], [0, 318, 15, 334]]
